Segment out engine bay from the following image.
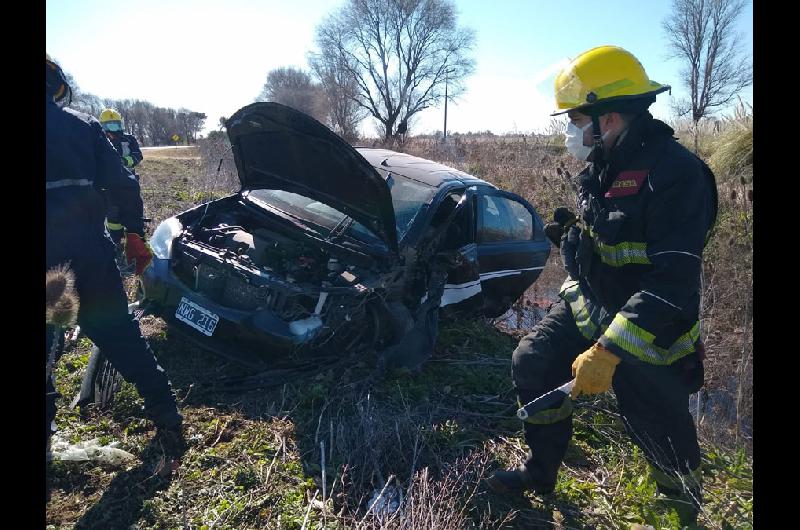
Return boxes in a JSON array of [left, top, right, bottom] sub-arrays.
[[180, 207, 376, 290], [155, 195, 439, 356], [165, 203, 389, 347]]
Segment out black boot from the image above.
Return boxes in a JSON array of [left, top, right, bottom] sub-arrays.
[[153, 424, 186, 458], [143, 392, 183, 429], [486, 464, 555, 495], [655, 484, 702, 528], [487, 402, 570, 496]]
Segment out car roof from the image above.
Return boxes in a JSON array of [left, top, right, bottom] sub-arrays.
[[355, 147, 492, 189]]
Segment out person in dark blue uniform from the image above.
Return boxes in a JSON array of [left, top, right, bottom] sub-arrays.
[[46, 54, 182, 454], [488, 46, 718, 528], [97, 108, 144, 245], [99, 108, 143, 174]]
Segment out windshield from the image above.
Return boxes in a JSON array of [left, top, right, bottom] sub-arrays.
[[246, 174, 436, 244], [386, 173, 437, 237]]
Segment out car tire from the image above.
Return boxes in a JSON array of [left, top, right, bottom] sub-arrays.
[[74, 346, 122, 412], [73, 284, 144, 412], [93, 348, 123, 409]]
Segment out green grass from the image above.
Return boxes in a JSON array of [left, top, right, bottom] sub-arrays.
[[46, 147, 753, 529], [48, 317, 752, 528]]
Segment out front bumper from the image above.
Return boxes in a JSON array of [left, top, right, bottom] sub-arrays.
[[142, 258, 322, 366]]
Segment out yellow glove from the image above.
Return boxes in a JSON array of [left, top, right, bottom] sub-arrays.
[[570, 343, 621, 398]]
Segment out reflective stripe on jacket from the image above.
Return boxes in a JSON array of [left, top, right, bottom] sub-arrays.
[[559, 112, 718, 365], [46, 98, 145, 236]]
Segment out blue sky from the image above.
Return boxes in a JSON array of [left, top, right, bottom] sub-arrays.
[[46, 0, 753, 136]]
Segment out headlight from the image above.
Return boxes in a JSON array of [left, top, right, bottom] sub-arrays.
[[150, 217, 183, 259]]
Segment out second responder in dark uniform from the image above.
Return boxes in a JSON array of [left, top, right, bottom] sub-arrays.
[[99, 108, 143, 175], [487, 46, 718, 527], [46, 54, 182, 452], [98, 108, 144, 245]]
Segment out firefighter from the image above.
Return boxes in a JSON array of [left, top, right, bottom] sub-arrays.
[[46, 54, 182, 454], [99, 108, 143, 175], [487, 46, 718, 527], [98, 108, 144, 245]]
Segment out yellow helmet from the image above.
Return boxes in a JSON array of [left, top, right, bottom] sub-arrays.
[[552, 45, 669, 116], [99, 108, 124, 132], [46, 53, 70, 103]]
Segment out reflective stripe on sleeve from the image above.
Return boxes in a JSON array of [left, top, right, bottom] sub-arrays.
[[603, 313, 700, 365], [46, 178, 92, 190]]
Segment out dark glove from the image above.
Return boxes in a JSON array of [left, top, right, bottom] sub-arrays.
[[108, 228, 125, 245], [124, 233, 154, 275], [560, 224, 580, 279], [544, 222, 564, 247], [545, 207, 579, 247]]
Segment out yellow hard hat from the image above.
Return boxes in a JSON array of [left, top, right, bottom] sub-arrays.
[[99, 108, 124, 132], [552, 45, 669, 116]]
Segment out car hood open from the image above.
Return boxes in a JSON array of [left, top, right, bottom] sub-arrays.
[[226, 102, 398, 252]]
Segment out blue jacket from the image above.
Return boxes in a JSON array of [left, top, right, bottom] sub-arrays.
[[46, 97, 145, 236]]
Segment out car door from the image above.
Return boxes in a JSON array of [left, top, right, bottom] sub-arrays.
[[475, 187, 550, 318], [438, 190, 485, 318]]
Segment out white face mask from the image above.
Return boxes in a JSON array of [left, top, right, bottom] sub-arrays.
[[564, 121, 594, 161]]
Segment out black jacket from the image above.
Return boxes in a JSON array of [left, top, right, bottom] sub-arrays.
[[46, 97, 145, 236], [107, 131, 143, 169], [559, 112, 718, 365]]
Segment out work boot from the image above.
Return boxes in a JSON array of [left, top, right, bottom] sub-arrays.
[[138, 424, 186, 479], [144, 399, 183, 431], [486, 465, 555, 495], [154, 424, 186, 457], [654, 484, 702, 528]]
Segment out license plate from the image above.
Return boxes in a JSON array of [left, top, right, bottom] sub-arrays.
[[175, 297, 219, 336]]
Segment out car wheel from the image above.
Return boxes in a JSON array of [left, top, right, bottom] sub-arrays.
[[93, 348, 123, 409], [73, 286, 146, 412], [308, 299, 384, 356], [93, 282, 147, 408], [74, 346, 123, 412]]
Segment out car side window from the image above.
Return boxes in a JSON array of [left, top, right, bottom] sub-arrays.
[[478, 194, 533, 243], [440, 193, 471, 250]]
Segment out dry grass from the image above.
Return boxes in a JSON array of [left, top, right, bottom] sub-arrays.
[[45, 121, 753, 529], [139, 145, 201, 160], [403, 114, 754, 451]]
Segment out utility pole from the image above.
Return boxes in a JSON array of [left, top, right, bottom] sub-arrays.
[[443, 68, 455, 142]]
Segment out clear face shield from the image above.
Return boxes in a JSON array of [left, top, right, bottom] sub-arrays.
[[102, 120, 123, 133]]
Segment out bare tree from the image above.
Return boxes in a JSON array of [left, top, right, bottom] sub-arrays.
[[127, 100, 155, 145], [312, 0, 475, 142], [54, 64, 207, 146], [256, 66, 326, 122], [176, 109, 207, 144], [309, 52, 367, 143], [663, 0, 752, 151], [59, 71, 103, 116]]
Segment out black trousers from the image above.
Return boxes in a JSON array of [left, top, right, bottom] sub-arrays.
[[511, 299, 702, 492], [46, 229, 176, 446]]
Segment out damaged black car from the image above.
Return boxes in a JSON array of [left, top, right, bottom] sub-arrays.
[[134, 103, 551, 374]]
